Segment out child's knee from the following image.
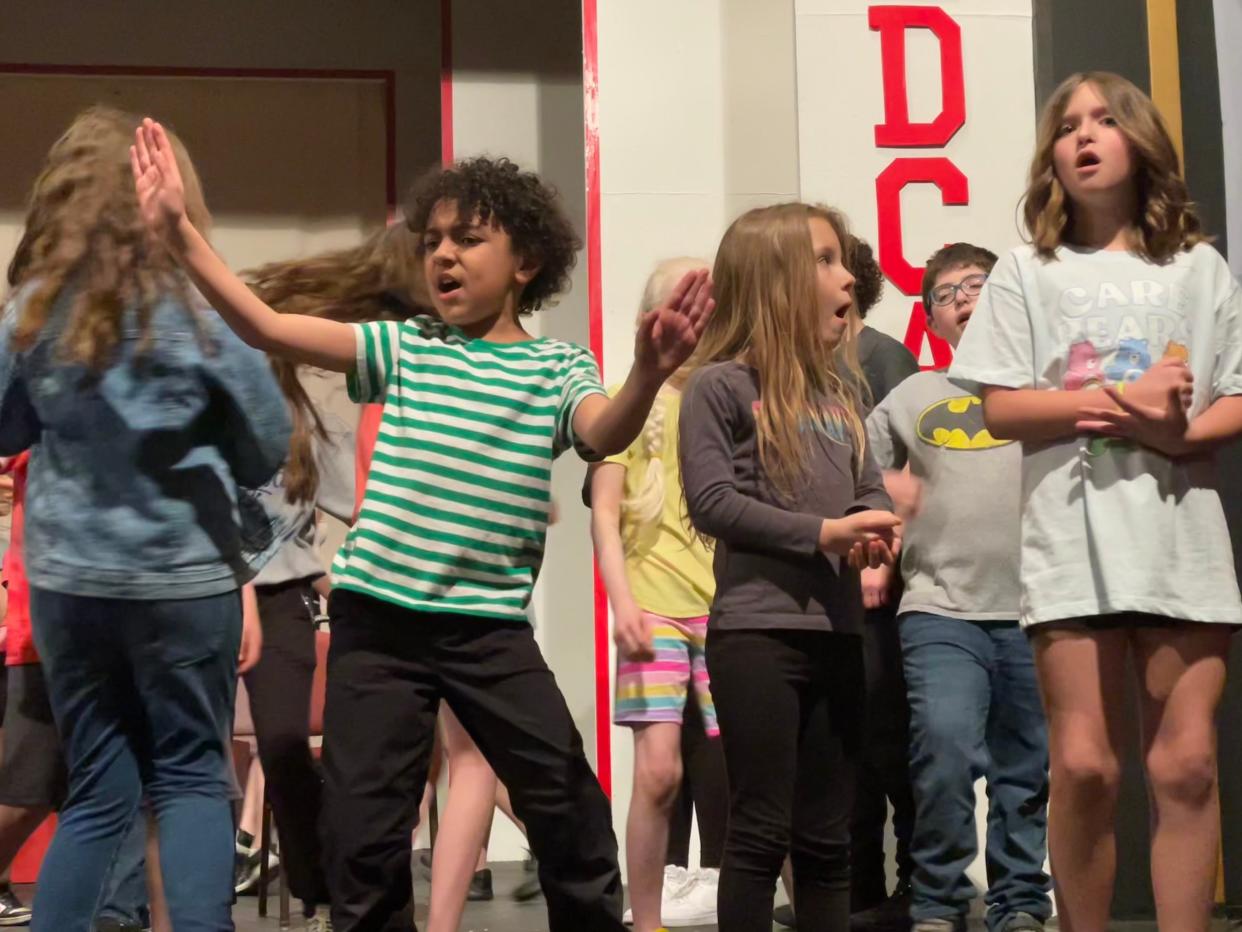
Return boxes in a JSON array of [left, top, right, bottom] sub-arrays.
[[1146, 732, 1217, 806]]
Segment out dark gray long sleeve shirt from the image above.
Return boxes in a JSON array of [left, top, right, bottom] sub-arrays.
[[679, 361, 892, 634]]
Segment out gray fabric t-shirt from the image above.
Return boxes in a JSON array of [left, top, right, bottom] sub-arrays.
[[857, 326, 920, 408], [253, 409, 356, 587], [680, 361, 892, 633], [950, 243, 1242, 627], [867, 370, 1021, 620]]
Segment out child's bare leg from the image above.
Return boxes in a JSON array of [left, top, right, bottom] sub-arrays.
[[426, 707, 498, 932], [1135, 624, 1230, 932], [627, 723, 682, 932], [146, 815, 172, 932], [1031, 627, 1130, 932]]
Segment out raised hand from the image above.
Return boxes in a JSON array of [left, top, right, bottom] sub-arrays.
[[130, 118, 189, 246], [633, 269, 716, 381]]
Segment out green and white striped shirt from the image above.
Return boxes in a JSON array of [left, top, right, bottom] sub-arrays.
[[334, 316, 605, 621]]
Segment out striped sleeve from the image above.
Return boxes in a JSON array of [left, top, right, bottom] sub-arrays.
[[555, 345, 606, 457], [347, 321, 403, 404]]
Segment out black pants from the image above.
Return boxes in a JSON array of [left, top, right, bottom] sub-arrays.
[[321, 590, 624, 932], [665, 684, 729, 870], [852, 607, 915, 909], [707, 627, 863, 932], [242, 578, 330, 908]]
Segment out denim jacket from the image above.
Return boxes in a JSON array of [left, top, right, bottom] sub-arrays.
[[0, 285, 293, 599]]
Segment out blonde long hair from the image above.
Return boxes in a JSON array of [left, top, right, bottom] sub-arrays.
[[621, 257, 710, 537], [686, 203, 867, 499], [1023, 71, 1206, 262], [8, 106, 211, 367], [243, 223, 429, 504]]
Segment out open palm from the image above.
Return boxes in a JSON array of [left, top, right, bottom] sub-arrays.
[[634, 269, 715, 379], [130, 119, 188, 244]]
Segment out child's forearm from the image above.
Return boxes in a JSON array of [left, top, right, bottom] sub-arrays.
[[1181, 396, 1242, 456], [171, 217, 356, 372], [575, 369, 664, 457], [982, 387, 1118, 442], [590, 507, 638, 613]]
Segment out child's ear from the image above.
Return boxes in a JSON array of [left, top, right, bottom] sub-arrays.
[[514, 252, 543, 287]]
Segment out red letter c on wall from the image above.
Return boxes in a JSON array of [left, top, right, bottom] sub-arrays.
[[875, 157, 969, 296]]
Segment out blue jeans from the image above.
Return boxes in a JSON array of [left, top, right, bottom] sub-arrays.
[[29, 588, 241, 932], [899, 613, 1051, 931], [95, 813, 150, 929]]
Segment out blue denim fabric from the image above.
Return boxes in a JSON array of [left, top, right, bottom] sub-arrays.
[[899, 613, 1051, 931], [95, 814, 151, 929], [0, 288, 293, 598], [30, 587, 240, 932]]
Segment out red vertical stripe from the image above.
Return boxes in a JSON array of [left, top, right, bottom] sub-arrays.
[[440, 0, 454, 164], [582, 0, 611, 798]]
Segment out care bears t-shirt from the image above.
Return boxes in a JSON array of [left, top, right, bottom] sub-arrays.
[[949, 243, 1242, 627]]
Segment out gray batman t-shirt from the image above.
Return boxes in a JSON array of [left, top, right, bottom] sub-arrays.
[[868, 370, 1021, 620]]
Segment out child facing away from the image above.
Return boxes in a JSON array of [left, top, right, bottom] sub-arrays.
[[949, 72, 1242, 932], [679, 202, 900, 932], [866, 242, 1051, 932], [131, 121, 714, 931], [589, 257, 726, 932], [0, 106, 292, 932]]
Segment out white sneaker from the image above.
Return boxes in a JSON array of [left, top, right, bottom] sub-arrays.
[[625, 865, 693, 925], [305, 904, 333, 932], [661, 867, 717, 927]]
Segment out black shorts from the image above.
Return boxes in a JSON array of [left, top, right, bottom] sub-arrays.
[[0, 663, 68, 809]]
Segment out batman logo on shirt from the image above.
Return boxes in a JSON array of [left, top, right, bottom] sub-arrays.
[[915, 396, 1014, 451]]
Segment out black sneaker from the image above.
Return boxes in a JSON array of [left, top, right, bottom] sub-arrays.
[[235, 842, 280, 896], [774, 902, 796, 928], [851, 881, 912, 931], [512, 850, 541, 902], [467, 868, 493, 902], [0, 888, 31, 927]]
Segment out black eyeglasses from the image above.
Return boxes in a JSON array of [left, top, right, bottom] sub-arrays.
[[929, 273, 988, 307]]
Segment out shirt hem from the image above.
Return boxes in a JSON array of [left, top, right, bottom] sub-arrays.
[[333, 580, 532, 625], [1021, 599, 1242, 628]]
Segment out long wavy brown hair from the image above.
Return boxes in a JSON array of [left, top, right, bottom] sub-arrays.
[[684, 202, 867, 500], [243, 223, 429, 503], [1023, 71, 1206, 263], [7, 106, 211, 366]]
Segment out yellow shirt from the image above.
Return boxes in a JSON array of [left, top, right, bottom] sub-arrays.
[[604, 389, 715, 618]]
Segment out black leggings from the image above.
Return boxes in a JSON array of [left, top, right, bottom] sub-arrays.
[[707, 627, 863, 932], [665, 687, 729, 870], [243, 578, 330, 907]]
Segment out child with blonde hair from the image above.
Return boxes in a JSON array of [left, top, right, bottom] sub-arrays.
[[590, 256, 726, 931], [681, 202, 900, 932]]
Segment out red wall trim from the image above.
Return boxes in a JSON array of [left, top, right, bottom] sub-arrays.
[[440, 0, 454, 164], [581, 0, 612, 797]]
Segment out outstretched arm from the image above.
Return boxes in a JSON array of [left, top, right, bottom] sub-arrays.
[[573, 270, 714, 457], [131, 119, 356, 371]]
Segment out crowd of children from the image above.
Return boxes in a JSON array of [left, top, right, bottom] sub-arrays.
[[0, 67, 1238, 932]]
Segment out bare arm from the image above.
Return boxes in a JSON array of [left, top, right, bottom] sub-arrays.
[[588, 462, 653, 661], [573, 270, 715, 457], [131, 120, 355, 371]]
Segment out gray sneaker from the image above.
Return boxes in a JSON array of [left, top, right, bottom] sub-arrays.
[[912, 921, 958, 932], [1000, 912, 1045, 932]]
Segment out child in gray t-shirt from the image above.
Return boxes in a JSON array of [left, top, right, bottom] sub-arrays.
[[868, 244, 1051, 932]]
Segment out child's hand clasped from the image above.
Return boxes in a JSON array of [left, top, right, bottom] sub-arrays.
[[819, 510, 902, 570], [632, 269, 715, 381], [612, 601, 656, 663], [1076, 358, 1194, 456]]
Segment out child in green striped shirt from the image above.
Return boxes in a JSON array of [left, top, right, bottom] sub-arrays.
[[132, 121, 713, 932]]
